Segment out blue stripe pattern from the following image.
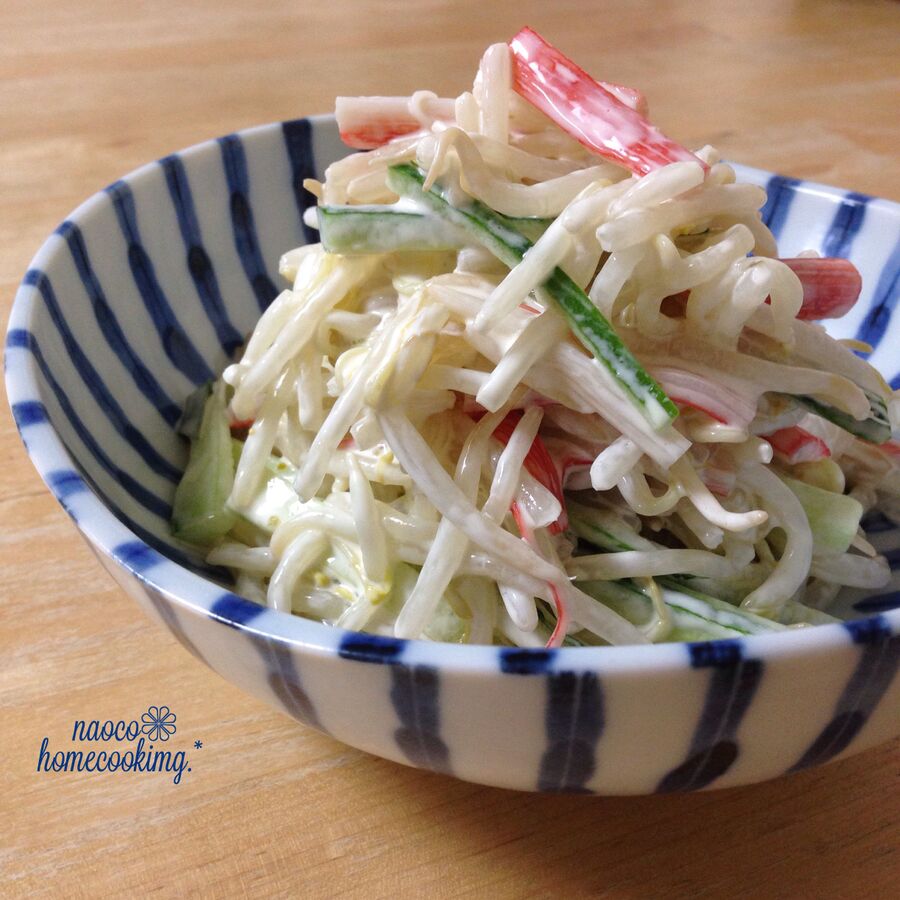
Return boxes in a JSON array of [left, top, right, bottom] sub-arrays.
[[760, 175, 801, 239], [261, 632, 324, 730], [113, 541, 210, 665], [499, 647, 556, 675], [11, 332, 217, 577], [56, 220, 182, 427], [110, 525, 226, 582], [790, 616, 900, 771], [883, 546, 900, 567], [338, 633, 405, 664], [144, 585, 210, 666], [218, 134, 278, 311], [12, 390, 216, 577], [45, 468, 87, 521], [862, 510, 897, 534], [116, 540, 162, 572], [23, 269, 181, 483], [656, 641, 763, 793], [537, 672, 603, 793], [854, 593, 900, 614], [390, 665, 451, 774], [281, 118, 319, 245], [106, 180, 214, 385], [159, 154, 244, 357], [855, 237, 900, 350], [8, 328, 171, 521], [110, 492, 221, 578], [822, 192, 869, 258], [337, 633, 450, 773], [10, 398, 48, 428], [209, 591, 267, 628], [208, 594, 325, 731], [47, 469, 87, 500]]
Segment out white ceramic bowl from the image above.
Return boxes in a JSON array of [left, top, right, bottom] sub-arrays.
[[6, 116, 899, 794]]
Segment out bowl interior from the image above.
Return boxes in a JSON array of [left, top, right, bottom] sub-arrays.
[[8, 117, 345, 576], [6, 117, 900, 630]]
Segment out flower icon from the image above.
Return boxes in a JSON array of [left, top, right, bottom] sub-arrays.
[[141, 706, 177, 741]]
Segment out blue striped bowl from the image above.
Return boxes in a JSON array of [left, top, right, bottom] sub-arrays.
[[6, 117, 899, 794]]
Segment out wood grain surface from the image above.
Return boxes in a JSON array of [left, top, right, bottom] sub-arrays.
[[1, 1, 898, 897]]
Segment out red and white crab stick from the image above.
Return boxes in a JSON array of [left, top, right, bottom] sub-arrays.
[[508, 26, 705, 176], [762, 426, 831, 465], [336, 34, 651, 151], [781, 257, 863, 320]]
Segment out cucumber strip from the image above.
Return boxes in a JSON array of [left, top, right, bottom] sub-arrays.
[[172, 386, 237, 544], [794, 391, 891, 444], [578, 578, 783, 639], [318, 206, 466, 254], [317, 204, 553, 255], [385, 162, 678, 428], [496, 216, 553, 243], [579, 577, 786, 639], [658, 577, 834, 629], [567, 505, 783, 637], [559, 501, 777, 640], [568, 500, 656, 551], [569, 505, 834, 630]]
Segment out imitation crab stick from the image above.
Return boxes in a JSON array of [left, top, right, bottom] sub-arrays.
[[492, 411, 568, 533], [762, 426, 832, 465], [335, 65, 648, 151], [335, 96, 456, 149], [781, 257, 863, 321], [508, 26, 704, 176]]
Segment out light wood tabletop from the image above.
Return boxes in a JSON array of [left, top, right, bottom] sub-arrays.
[[2, 1, 898, 897]]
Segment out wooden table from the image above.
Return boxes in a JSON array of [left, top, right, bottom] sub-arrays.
[[2, 1, 898, 896]]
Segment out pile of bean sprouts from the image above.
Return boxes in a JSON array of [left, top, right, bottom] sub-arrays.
[[180, 39, 900, 647]]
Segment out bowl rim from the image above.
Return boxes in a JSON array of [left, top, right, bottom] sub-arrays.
[[5, 114, 899, 672]]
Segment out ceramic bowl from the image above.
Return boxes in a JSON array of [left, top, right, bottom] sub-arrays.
[[6, 116, 899, 794]]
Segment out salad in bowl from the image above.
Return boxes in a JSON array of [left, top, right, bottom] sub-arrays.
[[171, 27, 900, 650]]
